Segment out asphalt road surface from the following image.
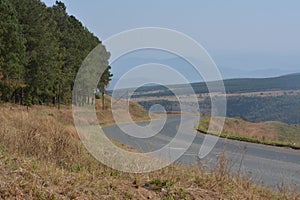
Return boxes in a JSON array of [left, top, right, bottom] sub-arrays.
[[102, 115, 300, 190]]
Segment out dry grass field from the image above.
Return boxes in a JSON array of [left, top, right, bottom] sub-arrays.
[[198, 115, 300, 148], [0, 99, 298, 199]]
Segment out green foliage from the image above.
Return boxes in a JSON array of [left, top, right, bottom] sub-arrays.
[[145, 179, 173, 191], [71, 164, 85, 172], [98, 65, 113, 93], [225, 95, 300, 124], [95, 94, 101, 99], [0, 145, 6, 153], [0, 0, 26, 102], [97, 65, 113, 109], [0, 0, 111, 106], [13, 0, 63, 104], [51, 2, 104, 104]]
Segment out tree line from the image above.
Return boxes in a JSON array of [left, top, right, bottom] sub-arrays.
[[224, 95, 300, 124], [0, 0, 112, 108]]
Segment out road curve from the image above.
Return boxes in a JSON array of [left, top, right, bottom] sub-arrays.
[[102, 115, 300, 190]]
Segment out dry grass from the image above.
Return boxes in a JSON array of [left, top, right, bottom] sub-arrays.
[[204, 116, 277, 140], [198, 115, 300, 148], [95, 95, 150, 126], [0, 104, 298, 199]]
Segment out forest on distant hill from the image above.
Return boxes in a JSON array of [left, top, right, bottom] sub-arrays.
[[0, 0, 111, 106], [126, 73, 300, 124], [138, 93, 300, 124], [128, 73, 300, 98]]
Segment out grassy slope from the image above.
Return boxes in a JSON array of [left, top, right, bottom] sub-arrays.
[[198, 115, 300, 149], [95, 95, 150, 126], [0, 103, 298, 199]]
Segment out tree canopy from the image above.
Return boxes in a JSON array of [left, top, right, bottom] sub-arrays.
[[0, 0, 112, 106]]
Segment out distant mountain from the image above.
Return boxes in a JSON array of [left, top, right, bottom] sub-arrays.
[[109, 52, 300, 90], [122, 73, 300, 98], [219, 67, 300, 80]]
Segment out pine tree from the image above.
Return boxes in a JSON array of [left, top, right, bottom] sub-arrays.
[[51, 1, 105, 106], [0, 0, 26, 103], [0, 0, 112, 106], [0, 67, 3, 99], [98, 66, 113, 110], [12, 0, 62, 105]]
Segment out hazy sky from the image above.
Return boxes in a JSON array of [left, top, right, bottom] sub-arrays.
[[42, 0, 300, 79]]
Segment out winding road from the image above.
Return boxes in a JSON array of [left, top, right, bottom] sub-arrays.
[[103, 115, 300, 190]]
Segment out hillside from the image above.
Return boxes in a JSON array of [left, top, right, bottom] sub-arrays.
[[198, 116, 300, 148], [126, 73, 300, 97], [95, 95, 150, 126], [138, 93, 300, 124], [129, 73, 300, 124], [225, 94, 300, 124], [0, 105, 296, 199]]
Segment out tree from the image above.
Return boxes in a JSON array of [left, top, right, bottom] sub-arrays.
[[98, 66, 113, 110], [0, 68, 3, 99], [51, 1, 104, 106], [0, 0, 111, 106], [0, 0, 27, 103], [12, 0, 62, 105]]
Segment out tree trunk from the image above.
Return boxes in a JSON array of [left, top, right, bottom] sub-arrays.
[[57, 84, 61, 110], [20, 88, 24, 105], [53, 96, 56, 106], [101, 92, 105, 110]]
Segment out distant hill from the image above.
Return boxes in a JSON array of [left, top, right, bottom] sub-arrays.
[[118, 73, 300, 124], [138, 94, 300, 124], [215, 72, 300, 94], [124, 73, 300, 98]]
